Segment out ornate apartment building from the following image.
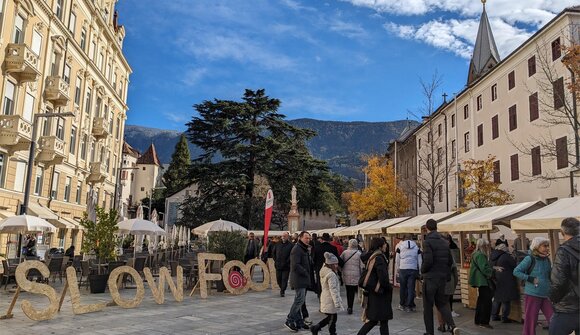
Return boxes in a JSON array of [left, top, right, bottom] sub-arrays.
[[0, 0, 131, 257], [409, 5, 579, 215]]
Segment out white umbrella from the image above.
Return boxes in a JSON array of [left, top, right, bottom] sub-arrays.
[[150, 209, 158, 225], [117, 218, 166, 236], [0, 215, 57, 234], [134, 205, 145, 252], [192, 219, 247, 236]]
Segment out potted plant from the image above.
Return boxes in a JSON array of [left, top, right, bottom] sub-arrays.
[[207, 230, 246, 292], [80, 206, 118, 293]]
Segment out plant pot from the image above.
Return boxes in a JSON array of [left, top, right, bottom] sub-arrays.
[[88, 274, 108, 294]]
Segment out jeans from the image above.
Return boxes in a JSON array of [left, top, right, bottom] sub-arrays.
[[491, 299, 511, 320], [399, 269, 418, 308], [423, 278, 455, 335], [549, 312, 580, 335], [315, 313, 337, 335], [346, 285, 358, 309], [276, 269, 290, 293], [287, 288, 307, 326], [357, 320, 389, 335], [474, 286, 493, 325]]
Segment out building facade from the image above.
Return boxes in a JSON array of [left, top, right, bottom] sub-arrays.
[[0, 0, 131, 257]]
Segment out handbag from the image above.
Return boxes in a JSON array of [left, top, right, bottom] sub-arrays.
[[358, 252, 386, 294]]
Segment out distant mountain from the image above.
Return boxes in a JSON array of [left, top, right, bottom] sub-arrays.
[[124, 118, 419, 185]]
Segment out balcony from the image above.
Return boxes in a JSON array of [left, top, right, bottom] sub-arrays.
[[0, 115, 32, 153], [4, 43, 40, 83], [37, 136, 65, 165], [92, 117, 110, 140], [44, 76, 70, 107], [87, 162, 108, 184]]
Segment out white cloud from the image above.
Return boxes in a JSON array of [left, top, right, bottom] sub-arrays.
[[182, 67, 208, 87], [328, 17, 369, 39], [279, 0, 317, 12]]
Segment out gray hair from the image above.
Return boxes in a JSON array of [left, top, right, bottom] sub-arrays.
[[561, 217, 579, 237], [474, 238, 489, 253], [530, 237, 549, 251], [348, 239, 358, 249]]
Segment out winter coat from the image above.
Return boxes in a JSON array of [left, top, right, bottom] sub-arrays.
[[289, 240, 312, 289], [490, 249, 519, 302], [513, 252, 551, 298], [319, 266, 344, 314], [312, 242, 343, 271], [469, 251, 493, 287], [245, 238, 260, 259], [340, 248, 363, 286], [444, 255, 458, 296], [273, 240, 293, 271], [395, 239, 422, 271], [421, 231, 453, 280], [550, 235, 580, 313], [361, 251, 393, 321], [330, 241, 344, 255]]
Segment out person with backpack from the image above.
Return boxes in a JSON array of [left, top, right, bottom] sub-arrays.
[[340, 239, 363, 314], [310, 252, 344, 335], [513, 237, 554, 335], [469, 238, 496, 329], [395, 234, 422, 312], [549, 217, 579, 335], [490, 243, 519, 323]]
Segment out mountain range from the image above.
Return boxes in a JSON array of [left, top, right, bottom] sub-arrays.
[[123, 118, 419, 185]]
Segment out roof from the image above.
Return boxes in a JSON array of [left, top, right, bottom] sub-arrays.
[[437, 201, 545, 232], [136, 143, 161, 166], [358, 217, 410, 235], [468, 3, 501, 84], [334, 220, 382, 237], [511, 197, 580, 231], [387, 211, 457, 235], [122, 141, 140, 158]]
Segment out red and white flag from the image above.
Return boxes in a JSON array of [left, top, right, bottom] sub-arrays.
[[263, 189, 274, 251]]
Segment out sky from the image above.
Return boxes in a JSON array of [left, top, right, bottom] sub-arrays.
[[116, 0, 577, 131]]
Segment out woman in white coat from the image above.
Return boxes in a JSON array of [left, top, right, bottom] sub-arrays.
[[341, 239, 364, 314], [310, 252, 344, 335]]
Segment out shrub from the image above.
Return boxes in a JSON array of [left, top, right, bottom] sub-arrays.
[[80, 207, 119, 263], [207, 230, 246, 261]]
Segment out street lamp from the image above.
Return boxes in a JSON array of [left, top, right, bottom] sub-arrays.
[[20, 111, 75, 215]]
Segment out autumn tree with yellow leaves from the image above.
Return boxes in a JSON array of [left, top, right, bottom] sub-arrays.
[[458, 155, 513, 209], [346, 156, 409, 220]]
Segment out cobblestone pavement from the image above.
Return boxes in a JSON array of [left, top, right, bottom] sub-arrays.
[[0, 280, 548, 335]]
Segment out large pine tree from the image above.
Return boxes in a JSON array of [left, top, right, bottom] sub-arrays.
[[163, 134, 192, 195]]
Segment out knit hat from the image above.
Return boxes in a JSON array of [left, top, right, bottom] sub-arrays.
[[324, 252, 338, 265], [495, 243, 508, 252]]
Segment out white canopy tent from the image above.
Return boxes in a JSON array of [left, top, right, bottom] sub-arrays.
[[313, 226, 349, 236], [248, 230, 286, 237], [511, 197, 580, 231], [192, 219, 247, 236], [387, 212, 456, 235], [335, 220, 382, 237], [358, 217, 410, 235]]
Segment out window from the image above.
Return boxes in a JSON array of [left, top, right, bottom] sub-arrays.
[[451, 114, 455, 128], [95, 96, 102, 117], [140, 187, 145, 192], [109, 110, 114, 133], [508, 71, 515, 90], [13, 15, 24, 43], [510, 154, 519, 181], [85, 88, 92, 114], [418, 193, 422, 207], [528, 56, 536, 77], [80, 28, 86, 51], [438, 185, 443, 203], [427, 153, 432, 166], [418, 138, 421, 149], [51, 172, 60, 199], [55, 0, 64, 20], [493, 160, 500, 184], [74, 76, 82, 105], [64, 176, 71, 202], [3, 81, 15, 115], [34, 167, 44, 195], [556, 136, 568, 169], [418, 159, 422, 174], [116, 117, 120, 139], [477, 124, 484, 147], [14, 161, 26, 192], [23, 92, 34, 122], [491, 84, 497, 101], [451, 140, 456, 159], [98, 52, 104, 70], [551, 37, 561, 61], [437, 123, 442, 137], [437, 147, 442, 166], [0, 154, 5, 188], [528, 92, 539, 121], [508, 105, 517, 131], [492, 115, 499, 139], [142, 166, 146, 171], [476, 95, 482, 111], [69, 126, 77, 155], [80, 133, 87, 160], [553, 77, 565, 109], [464, 105, 469, 119], [69, 11, 76, 33], [76, 182, 82, 204], [31, 30, 42, 56], [112, 72, 117, 90], [531, 146, 541, 176], [464, 132, 470, 153], [55, 117, 65, 140], [89, 41, 96, 61], [63, 64, 71, 84], [427, 131, 432, 143]]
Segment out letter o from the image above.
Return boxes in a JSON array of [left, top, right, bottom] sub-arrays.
[[245, 259, 270, 291], [108, 266, 144, 308], [222, 260, 249, 295]]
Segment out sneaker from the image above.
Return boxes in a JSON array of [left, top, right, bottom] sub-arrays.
[[310, 324, 320, 335], [451, 311, 460, 317], [478, 324, 493, 329], [397, 304, 405, 311], [303, 318, 312, 326], [347, 308, 353, 315], [451, 327, 461, 335], [280, 292, 285, 297], [284, 321, 298, 332]]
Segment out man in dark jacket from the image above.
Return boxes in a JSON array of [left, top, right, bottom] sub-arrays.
[[285, 231, 312, 332], [244, 232, 260, 263], [273, 231, 293, 297], [421, 219, 459, 335], [312, 233, 343, 297], [549, 217, 579, 335]]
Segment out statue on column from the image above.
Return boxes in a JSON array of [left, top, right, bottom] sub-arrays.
[[288, 185, 300, 233]]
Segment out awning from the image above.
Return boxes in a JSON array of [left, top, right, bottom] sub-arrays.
[[335, 220, 382, 237], [438, 201, 545, 232], [61, 216, 84, 230], [387, 212, 457, 235], [511, 197, 580, 231], [0, 210, 15, 219], [27, 202, 58, 220], [314, 226, 349, 236], [359, 217, 410, 235]]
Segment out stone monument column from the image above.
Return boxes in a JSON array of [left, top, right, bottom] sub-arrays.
[[287, 185, 300, 233]]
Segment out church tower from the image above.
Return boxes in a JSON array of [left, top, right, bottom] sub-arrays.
[[467, 0, 501, 85]]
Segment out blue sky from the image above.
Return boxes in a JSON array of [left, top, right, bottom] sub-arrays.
[[117, 0, 576, 131]]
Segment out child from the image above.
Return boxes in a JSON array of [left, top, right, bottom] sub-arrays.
[[311, 252, 344, 335]]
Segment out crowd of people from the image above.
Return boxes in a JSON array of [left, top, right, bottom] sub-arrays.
[[247, 216, 579, 335]]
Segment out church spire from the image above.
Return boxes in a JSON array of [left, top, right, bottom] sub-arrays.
[[467, 0, 501, 85]]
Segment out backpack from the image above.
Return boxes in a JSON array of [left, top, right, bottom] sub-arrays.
[[519, 255, 536, 286]]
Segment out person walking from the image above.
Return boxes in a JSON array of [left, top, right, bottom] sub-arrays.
[[549, 217, 579, 335], [310, 252, 344, 335], [285, 231, 313, 332], [340, 239, 363, 314], [274, 232, 294, 297], [421, 219, 459, 335], [436, 235, 459, 332], [469, 238, 496, 329], [513, 237, 554, 335], [312, 233, 342, 297], [490, 243, 518, 323], [357, 237, 392, 335], [244, 232, 260, 263], [395, 234, 422, 312]]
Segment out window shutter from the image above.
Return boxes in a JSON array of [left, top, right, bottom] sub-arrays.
[[510, 154, 519, 181]]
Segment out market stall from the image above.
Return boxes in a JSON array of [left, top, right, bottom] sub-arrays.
[[334, 220, 382, 237]]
